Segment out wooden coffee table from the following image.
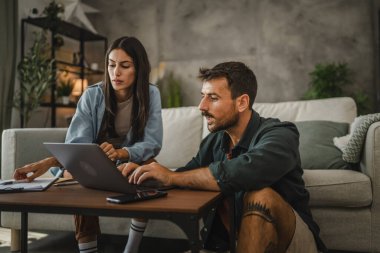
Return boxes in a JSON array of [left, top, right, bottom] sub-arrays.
[[0, 184, 235, 253]]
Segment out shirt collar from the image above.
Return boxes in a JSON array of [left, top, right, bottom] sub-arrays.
[[220, 110, 261, 153]]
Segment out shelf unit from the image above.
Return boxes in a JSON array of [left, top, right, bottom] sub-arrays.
[[21, 17, 108, 127]]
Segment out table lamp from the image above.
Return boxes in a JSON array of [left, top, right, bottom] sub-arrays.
[[72, 78, 88, 97]]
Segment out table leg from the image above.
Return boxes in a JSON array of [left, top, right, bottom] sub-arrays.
[[20, 212, 28, 253], [170, 214, 201, 253], [188, 216, 200, 253]]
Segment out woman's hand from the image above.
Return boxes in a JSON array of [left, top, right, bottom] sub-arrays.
[[63, 170, 73, 179], [100, 142, 129, 161], [13, 157, 59, 182]]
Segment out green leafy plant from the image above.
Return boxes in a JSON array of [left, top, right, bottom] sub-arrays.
[[14, 31, 55, 127], [156, 72, 182, 108], [352, 90, 371, 115], [303, 62, 371, 115], [57, 79, 73, 97], [304, 63, 351, 99]]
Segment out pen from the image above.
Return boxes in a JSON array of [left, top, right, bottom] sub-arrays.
[[54, 181, 79, 187]]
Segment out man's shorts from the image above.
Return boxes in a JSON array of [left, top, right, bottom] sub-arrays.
[[286, 210, 319, 253], [203, 207, 319, 252]]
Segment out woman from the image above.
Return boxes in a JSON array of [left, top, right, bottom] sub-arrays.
[[14, 36, 163, 253]]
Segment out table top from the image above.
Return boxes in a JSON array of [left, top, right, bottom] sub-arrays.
[[0, 184, 222, 217]]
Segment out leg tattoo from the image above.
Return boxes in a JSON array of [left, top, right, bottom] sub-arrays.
[[239, 201, 279, 253], [243, 202, 275, 224]]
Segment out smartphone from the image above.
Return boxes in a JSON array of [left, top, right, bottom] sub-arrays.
[[106, 190, 167, 204]]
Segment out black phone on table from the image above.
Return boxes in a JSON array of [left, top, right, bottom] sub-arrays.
[[106, 190, 167, 204]]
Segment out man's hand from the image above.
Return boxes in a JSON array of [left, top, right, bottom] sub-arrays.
[[13, 157, 58, 182], [117, 162, 140, 177], [128, 162, 174, 187], [100, 142, 129, 161], [118, 162, 220, 191]]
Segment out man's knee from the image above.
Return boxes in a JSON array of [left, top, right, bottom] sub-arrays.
[[242, 188, 294, 224], [244, 187, 282, 204], [242, 188, 280, 223], [240, 188, 296, 252]]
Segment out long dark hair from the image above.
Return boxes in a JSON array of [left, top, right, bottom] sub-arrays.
[[97, 36, 151, 144]]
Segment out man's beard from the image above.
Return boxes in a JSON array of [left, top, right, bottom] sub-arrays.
[[202, 111, 239, 133]]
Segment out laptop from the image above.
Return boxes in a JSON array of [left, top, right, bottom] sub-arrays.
[[44, 142, 164, 194]]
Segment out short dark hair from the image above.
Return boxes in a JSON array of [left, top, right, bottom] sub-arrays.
[[198, 61, 257, 107]]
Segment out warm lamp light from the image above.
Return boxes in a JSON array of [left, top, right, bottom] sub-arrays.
[[72, 78, 88, 96]]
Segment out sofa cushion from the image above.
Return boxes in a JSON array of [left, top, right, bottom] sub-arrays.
[[253, 97, 356, 123], [304, 169, 372, 207], [295, 121, 349, 170], [155, 107, 203, 169]]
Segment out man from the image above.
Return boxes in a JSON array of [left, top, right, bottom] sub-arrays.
[[119, 61, 327, 253]]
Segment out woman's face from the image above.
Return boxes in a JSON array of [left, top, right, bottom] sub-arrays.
[[107, 48, 136, 98]]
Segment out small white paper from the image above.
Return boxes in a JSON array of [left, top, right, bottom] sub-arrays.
[[0, 170, 63, 192]]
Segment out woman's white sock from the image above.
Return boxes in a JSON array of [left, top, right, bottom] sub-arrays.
[[78, 240, 97, 253], [123, 219, 147, 253]]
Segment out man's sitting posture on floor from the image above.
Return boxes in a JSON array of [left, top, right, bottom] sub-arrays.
[[118, 61, 327, 253]]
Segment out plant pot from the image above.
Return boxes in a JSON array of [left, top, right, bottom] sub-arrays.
[[61, 96, 70, 105]]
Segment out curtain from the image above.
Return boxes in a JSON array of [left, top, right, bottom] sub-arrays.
[[0, 0, 18, 175]]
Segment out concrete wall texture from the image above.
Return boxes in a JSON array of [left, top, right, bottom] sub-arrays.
[[83, 0, 375, 107]]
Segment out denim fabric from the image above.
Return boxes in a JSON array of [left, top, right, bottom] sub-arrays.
[[65, 82, 163, 164]]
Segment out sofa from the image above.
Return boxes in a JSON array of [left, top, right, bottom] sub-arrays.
[[1, 97, 379, 252]]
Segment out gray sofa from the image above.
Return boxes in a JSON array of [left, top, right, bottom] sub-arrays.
[[1, 97, 379, 252]]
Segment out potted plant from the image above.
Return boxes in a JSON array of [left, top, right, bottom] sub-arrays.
[[156, 72, 182, 108], [303, 62, 371, 115], [13, 31, 54, 127], [57, 79, 73, 104]]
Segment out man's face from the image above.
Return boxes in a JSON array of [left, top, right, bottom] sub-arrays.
[[199, 77, 239, 133]]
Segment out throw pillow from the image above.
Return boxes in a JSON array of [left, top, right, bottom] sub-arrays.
[[333, 113, 380, 163], [295, 121, 349, 170]]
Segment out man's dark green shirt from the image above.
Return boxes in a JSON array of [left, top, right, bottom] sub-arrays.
[[177, 110, 327, 252]]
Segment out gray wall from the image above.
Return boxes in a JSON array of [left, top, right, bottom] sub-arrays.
[[16, 0, 378, 127], [84, 0, 376, 108]]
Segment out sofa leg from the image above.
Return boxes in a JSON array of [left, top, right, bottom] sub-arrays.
[[10, 228, 20, 252]]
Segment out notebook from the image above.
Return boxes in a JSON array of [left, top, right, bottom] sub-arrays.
[[0, 170, 62, 193], [44, 143, 165, 194]]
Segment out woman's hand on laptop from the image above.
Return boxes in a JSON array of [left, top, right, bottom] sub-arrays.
[[100, 142, 129, 161], [14, 157, 60, 182]]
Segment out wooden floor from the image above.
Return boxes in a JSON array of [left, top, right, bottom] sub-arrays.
[[0, 227, 191, 253], [0, 227, 366, 253]]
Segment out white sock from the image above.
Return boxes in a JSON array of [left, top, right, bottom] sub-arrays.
[[123, 219, 147, 253], [78, 240, 97, 253]]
